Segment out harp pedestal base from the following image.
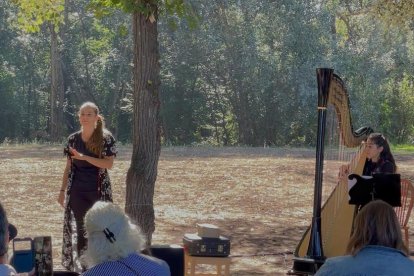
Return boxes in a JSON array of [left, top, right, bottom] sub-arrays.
[[287, 257, 325, 275]]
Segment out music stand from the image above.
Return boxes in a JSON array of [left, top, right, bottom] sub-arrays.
[[348, 173, 401, 207]]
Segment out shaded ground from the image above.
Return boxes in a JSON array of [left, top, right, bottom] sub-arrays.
[[0, 145, 413, 275]]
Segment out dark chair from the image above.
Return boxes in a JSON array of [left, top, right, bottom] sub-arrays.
[[150, 244, 184, 276]]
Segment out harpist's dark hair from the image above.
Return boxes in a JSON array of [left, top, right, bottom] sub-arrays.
[[367, 133, 396, 172]]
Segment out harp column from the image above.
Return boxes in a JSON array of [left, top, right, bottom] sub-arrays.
[[289, 68, 333, 275], [307, 68, 333, 259]]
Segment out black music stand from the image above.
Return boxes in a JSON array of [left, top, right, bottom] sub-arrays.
[[348, 173, 401, 207]]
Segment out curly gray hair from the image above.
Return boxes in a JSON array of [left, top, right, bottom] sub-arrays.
[[82, 201, 146, 267]]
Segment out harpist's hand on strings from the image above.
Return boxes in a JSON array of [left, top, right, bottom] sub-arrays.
[[338, 164, 350, 180]]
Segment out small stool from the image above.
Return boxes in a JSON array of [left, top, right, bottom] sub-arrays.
[[184, 252, 231, 276]]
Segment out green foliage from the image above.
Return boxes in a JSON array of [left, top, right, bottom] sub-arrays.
[[2, 0, 414, 146], [335, 17, 349, 46], [87, 0, 146, 16], [371, 0, 414, 26], [12, 0, 64, 32], [381, 74, 414, 143], [88, 0, 198, 28], [393, 144, 414, 153], [85, 19, 115, 55], [0, 69, 19, 140]]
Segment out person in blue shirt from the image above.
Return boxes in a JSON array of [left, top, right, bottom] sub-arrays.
[[316, 200, 414, 276], [80, 201, 170, 276]]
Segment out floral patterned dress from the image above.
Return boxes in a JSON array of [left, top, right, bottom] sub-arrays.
[[62, 131, 117, 271]]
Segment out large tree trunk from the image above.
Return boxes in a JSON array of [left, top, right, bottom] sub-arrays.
[[49, 24, 65, 141], [125, 8, 161, 246]]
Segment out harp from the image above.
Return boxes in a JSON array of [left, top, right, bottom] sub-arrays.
[[289, 68, 373, 275]]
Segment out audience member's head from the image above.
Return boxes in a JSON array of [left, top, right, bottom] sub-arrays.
[[82, 201, 146, 267], [0, 203, 36, 276], [346, 200, 407, 255], [0, 202, 8, 257], [0, 203, 17, 255]]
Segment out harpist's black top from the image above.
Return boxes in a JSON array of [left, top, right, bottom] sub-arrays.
[[363, 158, 395, 176]]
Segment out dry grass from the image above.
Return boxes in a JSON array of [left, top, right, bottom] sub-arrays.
[[0, 145, 413, 275]]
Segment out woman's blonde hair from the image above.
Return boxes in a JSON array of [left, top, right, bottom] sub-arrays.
[[82, 201, 146, 267], [346, 200, 407, 256], [79, 102, 105, 157]]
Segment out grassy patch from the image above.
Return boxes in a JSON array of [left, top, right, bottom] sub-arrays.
[[392, 144, 414, 153]]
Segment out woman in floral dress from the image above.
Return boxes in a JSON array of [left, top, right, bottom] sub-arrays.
[[57, 102, 117, 271]]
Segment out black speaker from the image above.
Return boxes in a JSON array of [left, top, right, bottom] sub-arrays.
[[150, 245, 184, 276]]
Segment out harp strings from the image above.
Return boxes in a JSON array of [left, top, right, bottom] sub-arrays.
[[295, 72, 371, 258], [320, 76, 367, 252]]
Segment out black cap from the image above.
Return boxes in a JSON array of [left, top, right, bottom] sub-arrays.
[[8, 223, 17, 240]]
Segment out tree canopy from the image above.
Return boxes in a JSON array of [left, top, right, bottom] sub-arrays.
[[1, 0, 414, 146]]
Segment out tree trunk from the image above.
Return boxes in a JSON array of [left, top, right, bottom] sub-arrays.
[[125, 9, 161, 246], [49, 24, 65, 141]]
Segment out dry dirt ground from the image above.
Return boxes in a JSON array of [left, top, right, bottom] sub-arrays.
[[0, 145, 413, 275]]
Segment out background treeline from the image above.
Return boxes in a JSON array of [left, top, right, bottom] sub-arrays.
[[1, 0, 414, 146]]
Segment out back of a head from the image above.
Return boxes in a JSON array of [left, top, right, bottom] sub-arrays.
[[347, 200, 407, 255], [83, 201, 146, 267], [0, 202, 7, 256]]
